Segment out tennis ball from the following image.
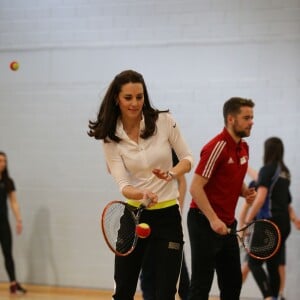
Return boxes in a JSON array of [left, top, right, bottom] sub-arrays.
[[135, 223, 151, 238], [10, 61, 19, 71]]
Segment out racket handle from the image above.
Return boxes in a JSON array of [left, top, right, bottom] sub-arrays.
[[227, 228, 233, 234], [141, 198, 151, 208]]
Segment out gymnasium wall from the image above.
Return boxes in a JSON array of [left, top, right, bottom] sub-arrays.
[[0, 0, 300, 298]]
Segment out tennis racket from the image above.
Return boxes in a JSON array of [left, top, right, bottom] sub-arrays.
[[101, 199, 150, 256], [228, 219, 281, 260]]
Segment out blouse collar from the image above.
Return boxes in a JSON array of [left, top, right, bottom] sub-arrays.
[[116, 114, 145, 139]]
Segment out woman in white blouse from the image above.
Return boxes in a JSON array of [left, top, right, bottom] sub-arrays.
[[88, 70, 193, 300]]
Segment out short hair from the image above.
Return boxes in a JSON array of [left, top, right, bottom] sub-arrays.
[[223, 97, 255, 124]]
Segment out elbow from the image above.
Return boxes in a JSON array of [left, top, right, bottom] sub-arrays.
[[180, 154, 193, 171], [183, 158, 193, 173], [121, 184, 131, 197]]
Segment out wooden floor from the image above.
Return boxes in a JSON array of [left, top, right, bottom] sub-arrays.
[[0, 283, 220, 299]]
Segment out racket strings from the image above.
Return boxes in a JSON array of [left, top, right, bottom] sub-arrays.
[[243, 221, 280, 258], [102, 203, 137, 255]]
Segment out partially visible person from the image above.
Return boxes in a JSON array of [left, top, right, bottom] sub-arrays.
[[187, 97, 256, 300], [238, 176, 259, 283], [278, 205, 300, 300], [240, 166, 300, 300], [0, 151, 27, 294], [245, 137, 296, 300], [88, 70, 193, 300], [140, 149, 190, 300]]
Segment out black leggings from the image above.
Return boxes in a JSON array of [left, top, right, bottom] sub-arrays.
[[0, 219, 16, 282], [248, 219, 290, 299]]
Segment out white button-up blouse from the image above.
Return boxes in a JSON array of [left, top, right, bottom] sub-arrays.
[[102, 112, 193, 203]]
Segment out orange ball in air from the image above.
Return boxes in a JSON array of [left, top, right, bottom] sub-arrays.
[[135, 223, 151, 238], [10, 61, 19, 71]]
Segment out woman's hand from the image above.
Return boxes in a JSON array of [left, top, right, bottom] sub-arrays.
[[16, 220, 22, 235], [293, 218, 300, 230], [152, 168, 173, 181], [243, 187, 256, 204], [142, 190, 158, 208]]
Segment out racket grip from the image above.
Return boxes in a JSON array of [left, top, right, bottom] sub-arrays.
[[141, 198, 151, 208]]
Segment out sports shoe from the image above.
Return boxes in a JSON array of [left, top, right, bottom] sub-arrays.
[[10, 282, 27, 294]]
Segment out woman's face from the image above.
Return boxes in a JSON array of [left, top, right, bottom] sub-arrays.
[[0, 154, 7, 173], [117, 82, 144, 121]]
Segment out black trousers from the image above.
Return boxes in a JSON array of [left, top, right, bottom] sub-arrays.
[[140, 249, 190, 300], [113, 205, 184, 300], [178, 253, 190, 300], [0, 219, 16, 281], [187, 208, 242, 300]]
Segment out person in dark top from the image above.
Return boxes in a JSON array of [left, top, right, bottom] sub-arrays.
[[239, 169, 300, 300], [0, 151, 27, 294], [245, 137, 294, 300]]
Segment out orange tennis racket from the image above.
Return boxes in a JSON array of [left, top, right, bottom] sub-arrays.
[[228, 219, 281, 260], [101, 199, 150, 256]]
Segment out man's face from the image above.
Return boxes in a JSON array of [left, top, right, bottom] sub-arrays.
[[231, 106, 254, 138]]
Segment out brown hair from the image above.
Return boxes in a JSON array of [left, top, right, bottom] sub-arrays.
[[88, 70, 167, 143], [223, 97, 255, 125]]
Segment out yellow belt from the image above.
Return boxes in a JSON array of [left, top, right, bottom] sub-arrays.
[[126, 199, 178, 210]]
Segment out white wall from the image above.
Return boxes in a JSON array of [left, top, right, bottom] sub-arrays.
[[0, 0, 300, 298]]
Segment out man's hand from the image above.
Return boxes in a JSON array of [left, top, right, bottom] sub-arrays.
[[210, 218, 228, 235]]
